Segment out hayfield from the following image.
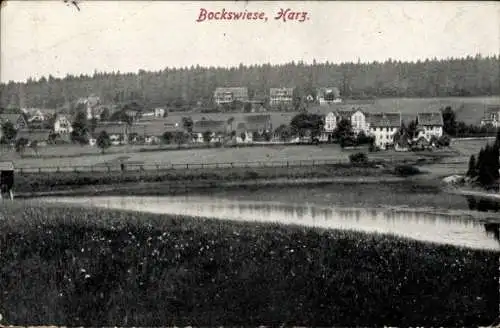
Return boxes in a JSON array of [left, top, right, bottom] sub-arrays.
[[0, 202, 498, 326]]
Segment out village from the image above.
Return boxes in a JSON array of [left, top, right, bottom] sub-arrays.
[[1, 85, 493, 155]]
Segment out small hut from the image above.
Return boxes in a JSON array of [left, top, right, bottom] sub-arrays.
[[0, 161, 14, 200]]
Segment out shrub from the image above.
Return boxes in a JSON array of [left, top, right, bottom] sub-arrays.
[[349, 152, 368, 164], [394, 165, 421, 176]]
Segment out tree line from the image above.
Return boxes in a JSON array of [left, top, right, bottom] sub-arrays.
[[1, 55, 498, 111]]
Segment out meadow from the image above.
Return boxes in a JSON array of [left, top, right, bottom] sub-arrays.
[[0, 202, 498, 326]]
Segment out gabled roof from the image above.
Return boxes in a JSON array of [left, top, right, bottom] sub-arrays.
[[368, 112, 401, 128], [0, 114, 25, 124], [0, 161, 14, 171], [417, 112, 443, 126], [193, 120, 227, 133], [16, 129, 52, 141]]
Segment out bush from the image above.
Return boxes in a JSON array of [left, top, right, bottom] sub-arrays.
[[349, 152, 368, 164], [394, 165, 421, 176], [438, 135, 451, 147]]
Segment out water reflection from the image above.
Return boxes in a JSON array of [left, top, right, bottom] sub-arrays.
[[42, 196, 500, 251]]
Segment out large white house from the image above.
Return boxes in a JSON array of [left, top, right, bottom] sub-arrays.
[[368, 112, 402, 149], [351, 110, 368, 135], [416, 112, 444, 141], [53, 114, 73, 134], [320, 112, 338, 142]]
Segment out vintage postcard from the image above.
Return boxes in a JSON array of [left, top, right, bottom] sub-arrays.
[[0, 0, 499, 326]]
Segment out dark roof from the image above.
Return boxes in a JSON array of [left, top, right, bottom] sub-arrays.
[[368, 112, 401, 127], [0, 114, 25, 124], [417, 112, 443, 126], [131, 120, 184, 136], [94, 123, 126, 136], [337, 110, 355, 120], [16, 129, 52, 141], [193, 120, 227, 133]]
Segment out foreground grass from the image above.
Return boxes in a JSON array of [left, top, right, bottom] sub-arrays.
[[0, 203, 498, 326]]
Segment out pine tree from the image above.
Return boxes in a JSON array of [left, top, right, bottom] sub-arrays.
[[466, 155, 476, 177]]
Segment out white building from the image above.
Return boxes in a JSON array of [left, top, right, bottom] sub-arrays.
[[480, 105, 500, 128], [351, 110, 368, 135], [269, 88, 294, 106], [317, 87, 342, 105], [154, 108, 165, 117], [213, 87, 249, 105], [368, 112, 402, 150], [320, 112, 337, 142], [416, 112, 444, 141], [53, 114, 73, 134]]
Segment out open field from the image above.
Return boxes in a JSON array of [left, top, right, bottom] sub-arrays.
[[0, 202, 498, 326], [4, 142, 457, 172]]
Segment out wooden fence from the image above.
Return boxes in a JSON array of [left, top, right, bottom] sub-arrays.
[[15, 158, 349, 174]]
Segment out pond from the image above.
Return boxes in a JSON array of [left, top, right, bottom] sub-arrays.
[[42, 195, 500, 251]]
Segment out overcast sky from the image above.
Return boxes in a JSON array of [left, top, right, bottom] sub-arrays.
[[1, 1, 499, 83]]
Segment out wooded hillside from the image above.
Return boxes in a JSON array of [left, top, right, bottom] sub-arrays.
[[1, 55, 498, 110]]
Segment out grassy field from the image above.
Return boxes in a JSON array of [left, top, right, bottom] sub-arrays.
[[0, 202, 498, 326], [5, 142, 456, 171]]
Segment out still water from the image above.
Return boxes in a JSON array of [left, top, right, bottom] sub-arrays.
[[42, 195, 500, 251]]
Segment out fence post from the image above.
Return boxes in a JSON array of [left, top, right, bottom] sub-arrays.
[[156, 164, 159, 171], [38, 167, 42, 173], [186, 163, 189, 169]]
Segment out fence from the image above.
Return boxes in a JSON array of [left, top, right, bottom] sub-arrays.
[[15, 158, 349, 174]]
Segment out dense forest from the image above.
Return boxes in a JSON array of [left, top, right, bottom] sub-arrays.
[[1, 55, 499, 110]]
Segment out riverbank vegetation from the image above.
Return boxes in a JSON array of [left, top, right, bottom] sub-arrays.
[[0, 202, 498, 326], [14, 163, 397, 194]]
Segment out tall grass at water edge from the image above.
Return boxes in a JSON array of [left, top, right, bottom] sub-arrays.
[[0, 202, 498, 326], [13, 165, 388, 193]]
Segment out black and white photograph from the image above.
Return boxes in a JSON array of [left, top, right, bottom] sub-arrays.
[[0, 0, 499, 326]]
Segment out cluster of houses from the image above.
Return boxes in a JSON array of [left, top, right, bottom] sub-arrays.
[[213, 86, 342, 108], [317, 108, 444, 150]]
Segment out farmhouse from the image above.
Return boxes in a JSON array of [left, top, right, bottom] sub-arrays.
[[368, 112, 402, 150], [416, 112, 443, 141], [0, 113, 28, 130], [480, 105, 500, 127], [93, 123, 127, 144], [53, 114, 73, 134], [269, 88, 294, 106], [317, 87, 341, 105], [213, 87, 249, 105], [233, 114, 273, 142]]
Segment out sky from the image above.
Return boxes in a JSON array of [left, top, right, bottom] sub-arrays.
[[1, 1, 499, 83]]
